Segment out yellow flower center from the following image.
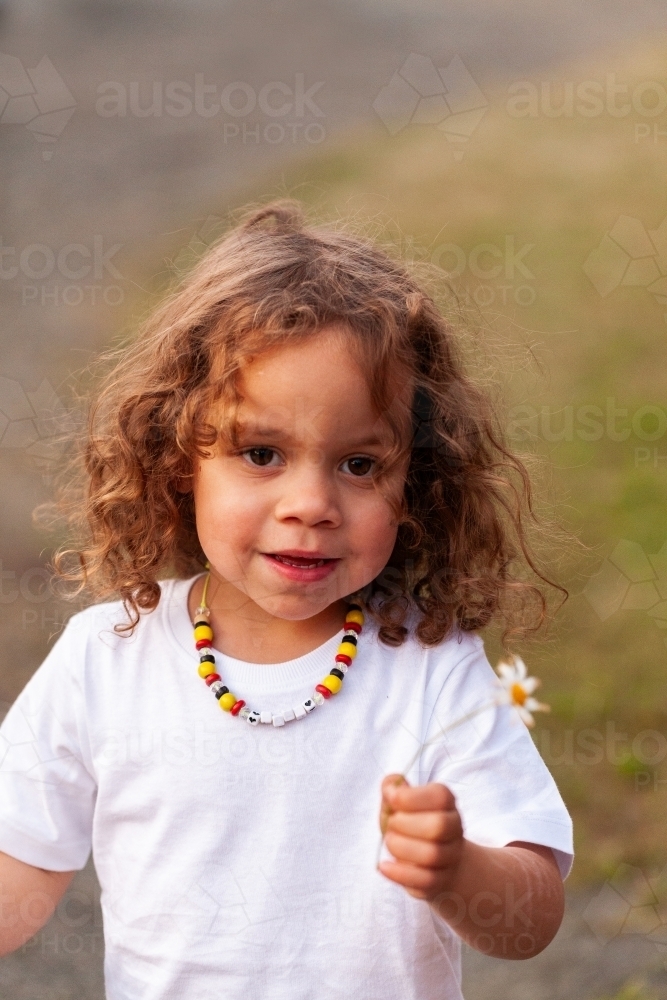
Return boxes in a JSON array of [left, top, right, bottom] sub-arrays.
[[511, 683, 527, 706]]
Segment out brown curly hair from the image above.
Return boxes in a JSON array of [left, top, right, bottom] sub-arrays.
[[50, 199, 564, 647]]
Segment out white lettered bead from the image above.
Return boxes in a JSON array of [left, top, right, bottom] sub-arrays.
[[272, 714, 285, 727], [282, 708, 296, 722], [303, 699, 316, 713], [260, 710, 273, 724], [293, 704, 307, 719], [247, 710, 260, 726]]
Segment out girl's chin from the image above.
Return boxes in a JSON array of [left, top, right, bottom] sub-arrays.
[[251, 586, 343, 620]]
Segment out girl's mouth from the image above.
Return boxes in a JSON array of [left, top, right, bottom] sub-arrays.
[[262, 553, 340, 581], [272, 554, 329, 568]]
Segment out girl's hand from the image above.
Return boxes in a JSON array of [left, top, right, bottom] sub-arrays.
[[377, 773, 464, 901]]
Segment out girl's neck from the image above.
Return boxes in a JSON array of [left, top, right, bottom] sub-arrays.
[[187, 573, 349, 664]]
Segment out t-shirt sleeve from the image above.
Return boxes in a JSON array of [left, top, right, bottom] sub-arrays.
[[0, 614, 97, 871], [421, 638, 574, 880]]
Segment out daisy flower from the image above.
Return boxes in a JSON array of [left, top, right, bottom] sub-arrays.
[[495, 656, 550, 727]]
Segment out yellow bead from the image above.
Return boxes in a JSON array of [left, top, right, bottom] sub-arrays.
[[219, 692, 237, 711], [194, 623, 213, 642], [322, 674, 342, 694], [345, 610, 364, 626], [198, 661, 216, 678], [338, 641, 357, 659]]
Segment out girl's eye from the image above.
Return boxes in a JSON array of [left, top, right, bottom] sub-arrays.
[[342, 456, 374, 477], [241, 447, 281, 468]]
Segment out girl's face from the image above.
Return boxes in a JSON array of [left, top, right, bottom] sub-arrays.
[[192, 326, 410, 621]]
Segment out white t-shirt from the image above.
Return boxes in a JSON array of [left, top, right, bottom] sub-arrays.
[[0, 576, 573, 1000]]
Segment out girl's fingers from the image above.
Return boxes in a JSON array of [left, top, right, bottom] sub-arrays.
[[379, 774, 408, 834], [385, 807, 462, 844], [383, 829, 460, 869], [381, 773, 407, 794], [383, 779, 455, 815], [377, 858, 443, 898]]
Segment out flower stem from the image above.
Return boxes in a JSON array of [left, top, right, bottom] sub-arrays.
[[375, 698, 497, 868]]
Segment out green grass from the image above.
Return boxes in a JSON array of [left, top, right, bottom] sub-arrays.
[[596, 982, 659, 1000]]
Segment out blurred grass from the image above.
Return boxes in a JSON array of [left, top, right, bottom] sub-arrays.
[[37, 40, 667, 887], [596, 982, 659, 1000]]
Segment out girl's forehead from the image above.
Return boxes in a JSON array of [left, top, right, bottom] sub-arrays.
[[211, 326, 414, 443]]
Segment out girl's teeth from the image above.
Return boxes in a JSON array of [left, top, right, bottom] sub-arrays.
[[274, 555, 327, 568]]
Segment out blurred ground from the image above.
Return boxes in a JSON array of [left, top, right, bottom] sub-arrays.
[[1, 1, 667, 998]]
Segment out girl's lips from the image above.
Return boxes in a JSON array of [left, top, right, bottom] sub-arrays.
[[262, 553, 340, 582]]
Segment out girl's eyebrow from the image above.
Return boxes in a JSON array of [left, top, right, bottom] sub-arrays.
[[234, 421, 290, 439], [234, 420, 387, 448]]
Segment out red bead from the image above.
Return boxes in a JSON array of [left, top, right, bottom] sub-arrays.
[[230, 699, 246, 716], [196, 638, 213, 650], [315, 684, 332, 699], [335, 654, 352, 666], [344, 621, 362, 634], [205, 673, 221, 686]]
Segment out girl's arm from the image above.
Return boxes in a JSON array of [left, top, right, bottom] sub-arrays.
[[0, 850, 76, 956], [378, 775, 564, 960]]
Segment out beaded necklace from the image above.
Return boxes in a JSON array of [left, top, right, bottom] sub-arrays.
[[193, 572, 365, 727]]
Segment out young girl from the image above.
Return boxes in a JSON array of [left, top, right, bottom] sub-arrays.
[[0, 201, 572, 999]]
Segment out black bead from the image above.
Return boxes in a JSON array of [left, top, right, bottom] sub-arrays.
[[199, 653, 215, 664], [341, 632, 357, 645], [194, 619, 210, 629], [347, 603, 362, 612], [215, 686, 229, 699], [330, 667, 345, 680]]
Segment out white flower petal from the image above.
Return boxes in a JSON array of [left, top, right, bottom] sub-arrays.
[[517, 706, 535, 727], [496, 662, 516, 680]]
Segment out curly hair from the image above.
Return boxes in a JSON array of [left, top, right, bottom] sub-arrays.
[[50, 198, 565, 647]]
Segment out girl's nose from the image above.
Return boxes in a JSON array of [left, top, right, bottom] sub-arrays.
[[273, 454, 342, 527]]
